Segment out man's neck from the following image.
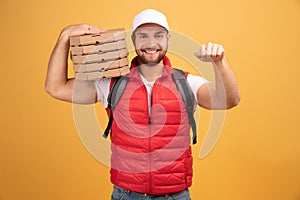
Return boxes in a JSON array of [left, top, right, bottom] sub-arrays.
[[138, 60, 164, 82]]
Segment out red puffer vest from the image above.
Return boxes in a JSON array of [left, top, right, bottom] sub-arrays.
[[110, 56, 193, 195]]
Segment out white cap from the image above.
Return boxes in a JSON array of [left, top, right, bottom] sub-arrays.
[[132, 9, 169, 33]]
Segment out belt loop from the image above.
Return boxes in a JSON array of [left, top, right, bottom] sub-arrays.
[[124, 189, 131, 194], [165, 194, 173, 200]]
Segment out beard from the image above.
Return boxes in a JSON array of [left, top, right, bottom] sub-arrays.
[[136, 48, 167, 66]]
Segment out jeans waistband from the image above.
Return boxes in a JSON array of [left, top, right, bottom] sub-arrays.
[[114, 185, 188, 198]]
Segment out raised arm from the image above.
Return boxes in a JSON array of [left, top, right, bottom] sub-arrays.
[[194, 42, 241, 110], [45, 24, 106, 104]]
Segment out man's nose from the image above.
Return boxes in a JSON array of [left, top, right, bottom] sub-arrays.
[[145, 36, 156, 47]]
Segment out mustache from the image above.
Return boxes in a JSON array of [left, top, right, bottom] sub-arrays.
[[135, 44, 167, 51], [138, 47, 163, 51], [142, 49, 161, 53]]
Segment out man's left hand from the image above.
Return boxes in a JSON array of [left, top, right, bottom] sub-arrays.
[[194, 42, 225, 62]]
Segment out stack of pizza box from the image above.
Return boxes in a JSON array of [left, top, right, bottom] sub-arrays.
[[70, 28, 129, 80]]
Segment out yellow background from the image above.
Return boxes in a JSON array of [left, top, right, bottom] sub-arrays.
[[1, 0, 300, 199]]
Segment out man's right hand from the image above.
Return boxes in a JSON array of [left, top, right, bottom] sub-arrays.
[[58, 24, 107, 49], [45, 24, 105, 104]]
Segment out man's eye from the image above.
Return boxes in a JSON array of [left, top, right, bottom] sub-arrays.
[[139, 35, 147, 39], [155, 34, 163, 38]]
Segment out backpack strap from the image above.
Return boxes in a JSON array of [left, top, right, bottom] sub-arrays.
[[172, 69, 197, 144], [103, 76, 129, 138]]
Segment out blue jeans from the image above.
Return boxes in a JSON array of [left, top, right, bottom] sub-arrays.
[[111, 185, 191, 200]]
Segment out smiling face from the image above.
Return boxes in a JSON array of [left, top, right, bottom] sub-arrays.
[[132, 23, 170, 66]]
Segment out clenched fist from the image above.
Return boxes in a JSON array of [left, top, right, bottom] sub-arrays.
[[194, 42, 225, 62]]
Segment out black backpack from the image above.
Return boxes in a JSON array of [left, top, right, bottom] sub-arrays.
[[103, 68, 198, 144]]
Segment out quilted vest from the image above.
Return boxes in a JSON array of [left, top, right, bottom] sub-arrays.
[[110, 56, 193, 195]]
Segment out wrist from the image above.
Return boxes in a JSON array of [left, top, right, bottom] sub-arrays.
[[213, 56, 227, 70]]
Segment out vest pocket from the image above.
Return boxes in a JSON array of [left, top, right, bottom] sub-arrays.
[[185, 147, 193, 185]]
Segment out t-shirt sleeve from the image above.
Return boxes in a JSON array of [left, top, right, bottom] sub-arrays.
[[187, 74, 209, 102], [94, 78, 111, 107]]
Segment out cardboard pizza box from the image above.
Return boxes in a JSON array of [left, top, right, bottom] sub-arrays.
[[70, 40, 127, 55], [70, 28, 125, 46], [71, 48, 128, 64], [75, 65, 130, 80], [73, 57, 129, 72]]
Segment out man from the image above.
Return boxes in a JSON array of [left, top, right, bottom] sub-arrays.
[[45, 8, 240, 200]]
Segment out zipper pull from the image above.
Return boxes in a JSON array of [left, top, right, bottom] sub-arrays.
[[148, 117, 152, 125]]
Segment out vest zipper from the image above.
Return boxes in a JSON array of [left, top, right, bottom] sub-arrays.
[[140, 82, 152, 194], [148, 84, 154, 194], [148, 128, 152, 194]]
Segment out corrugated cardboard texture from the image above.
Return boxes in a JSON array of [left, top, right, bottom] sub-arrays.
[[70, 28, 125, 46], [71, 48, 128, 64], [70, 40, 126, 55], [75, 65, 130, 80], [74, 57, 128, 73]]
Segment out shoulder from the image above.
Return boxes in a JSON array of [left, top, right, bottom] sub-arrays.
[[170, 68, 188, 79], [94, 78, 112, 97], [186, 73, 208, 83], [186, 73, 209, 94], [94, 78, 112, 88]]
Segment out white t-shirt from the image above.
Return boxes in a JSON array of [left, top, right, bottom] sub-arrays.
[[94, 73, 208, 108]]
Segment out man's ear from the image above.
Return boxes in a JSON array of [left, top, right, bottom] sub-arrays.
[[131, 34, 136, 46], [167, 32, 171, 43]]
